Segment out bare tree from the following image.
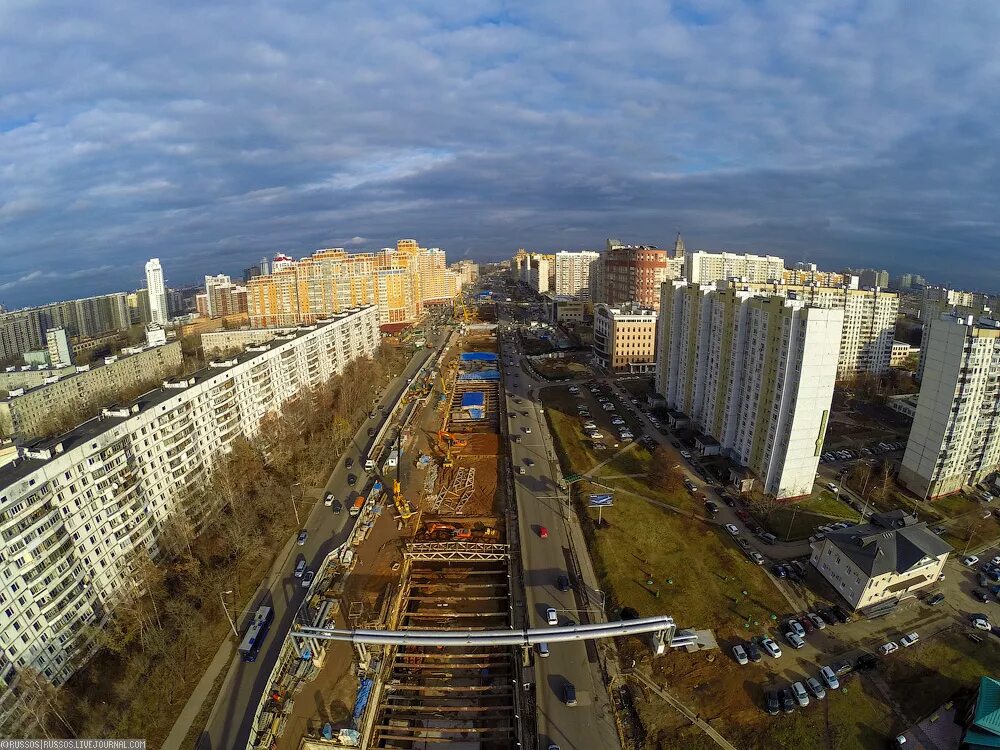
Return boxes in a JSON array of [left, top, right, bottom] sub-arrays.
[[15, 667, 76, 738]]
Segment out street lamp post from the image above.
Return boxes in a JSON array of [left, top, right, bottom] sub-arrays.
[[290, 482, 301, 526], [220, 590, 238, 638]]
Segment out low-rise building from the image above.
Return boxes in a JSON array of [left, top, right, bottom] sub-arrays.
[[593, 303, 658, 373], [0, 306, 379, 720], [890, 340, 917, 367], [888, 394, 919, 420], [809, 510, 950, 611], [544, 295, 589, 324]]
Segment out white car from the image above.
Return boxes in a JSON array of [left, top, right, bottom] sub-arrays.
[[900, 632, 920, 648], [784, 632, 805, 649], [820, 665, 840, 689], [807, 612, 826, 630], [791, 681, 809, 707], [963, 556, 980, 567], [991, 555, 1000, 567], [879, 641, 899, 655], [546, 607, 558, 626], [725, 524, 740, 536], [788, 620, 806, 639], [732, 644, 749, 665], [760, 637, 782, 658], [971, 615, 991, 631], [826, 483, 839, 493], [680, 450, 692, 459]]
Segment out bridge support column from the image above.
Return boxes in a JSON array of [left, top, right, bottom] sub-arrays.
[[652, 623, 676, 655]]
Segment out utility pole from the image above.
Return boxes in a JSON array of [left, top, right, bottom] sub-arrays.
[[220, 590, 239, 638]]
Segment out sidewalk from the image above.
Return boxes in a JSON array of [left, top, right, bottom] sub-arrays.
[[162, 637, 234, 750]]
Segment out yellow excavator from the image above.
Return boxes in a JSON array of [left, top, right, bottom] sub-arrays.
[[391, 433, 415, 519]]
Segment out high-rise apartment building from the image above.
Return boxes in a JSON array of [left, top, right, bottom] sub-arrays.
[[0, 306, 378, 714], [451, 260, 479, 288], [593, 303, 658, 373], [144, 258, 168, 325], [657, 281, 843, 498], [247, 241, 449, 328], [44, 328, 72, 368], [917, 287, 991, 380], [711, 281, 898, 378], [683, 250, 785, 284], [899, 314, 1000, 499], [0, 294, 131, 362], [203, 274, 249, 318], [554, 251, 600, 299], [854, 268, 890, 288], [599, 241, 676, 309]]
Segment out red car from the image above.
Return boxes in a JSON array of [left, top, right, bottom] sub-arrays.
[[736, 510, 751, 523], [539, 526, 549, 539]]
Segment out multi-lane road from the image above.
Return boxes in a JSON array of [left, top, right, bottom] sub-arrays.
[[499, 313, 622, 750], [197, 332, 445, 750]]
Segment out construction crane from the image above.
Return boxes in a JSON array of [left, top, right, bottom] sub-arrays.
[[436, 430, 467, 468], [392, 433, 415, 520]]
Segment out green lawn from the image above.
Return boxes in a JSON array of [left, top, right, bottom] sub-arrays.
[[798, 491, 862, 519]]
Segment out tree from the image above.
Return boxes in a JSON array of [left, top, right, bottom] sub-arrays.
[[648, 447, 685, 495], [14, 667, 76, 739], [745, 485, 780, 521]]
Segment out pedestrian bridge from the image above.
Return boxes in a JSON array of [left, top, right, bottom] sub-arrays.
[[292, 614, 695, 653]]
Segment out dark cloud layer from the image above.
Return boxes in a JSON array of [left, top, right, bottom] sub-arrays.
[[3, 0, 1000, 307]]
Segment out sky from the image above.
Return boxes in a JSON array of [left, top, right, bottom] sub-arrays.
[[3, 0, 1000, 308]]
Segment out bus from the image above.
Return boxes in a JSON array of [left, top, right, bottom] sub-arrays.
[[238, 605, 274, 662]]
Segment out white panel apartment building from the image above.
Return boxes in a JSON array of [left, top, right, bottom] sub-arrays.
[[0, 306, 378, 714], [709, 281, 898, 378], [683, 250, 785, 285], [900, 314, 1000, 499], [657, 281, 843, 498], [554, 251, 600, 300]]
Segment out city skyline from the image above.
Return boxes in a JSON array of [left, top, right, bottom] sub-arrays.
[[5, 3, 1000, 306]]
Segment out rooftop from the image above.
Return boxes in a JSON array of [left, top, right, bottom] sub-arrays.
[[824, 510, 952, 577]]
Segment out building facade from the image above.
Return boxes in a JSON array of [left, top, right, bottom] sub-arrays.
[[599, 242, 677, 309], [593, 303, 658, 373], [683, 250, 785, 285], [248, 241, 448, 329], [144, 258, 168, 326], [0, 294, 132, 363], [657, 281, 843, 498], [917, 287, 991, 380], [0, 306, 379, 717], [0, 341, 184, 438], [203, 275, 249, 318], [890, 340, 917, 368], [810, 511, 950, 610], [900, 314, 1000, 499], [554, 251, 600, 300]]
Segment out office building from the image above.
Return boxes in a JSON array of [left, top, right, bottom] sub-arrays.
[[0, 306, 378, 714], [809, 511, 950, 611], [544, 296, 589, 324], [657, 281, 843, 498], [900, 314, 1000, 499], [45, 328, 72, 368], [554, 251, 600, 300], [683, 250, 785, 285], [248, 241, 448, 329], [0, 339, 183, 438], [593, 303, 658, 373], [144, 258, 168, 326]]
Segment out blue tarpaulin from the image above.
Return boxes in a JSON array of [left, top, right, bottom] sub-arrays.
[[352, 678, 374, 725], [468, 409, 484, 419], [458, 369, 500, 381], [461, 392, 485, 408], [460, 352, 498, 362]]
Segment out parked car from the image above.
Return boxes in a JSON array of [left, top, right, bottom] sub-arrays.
[[900, 632, 920, 648], [785, 632, 806, 649], [725, 524, 740, 536], [732, 644, 749, 665], [788, 620, 806, 638], [820, 666, 840, 690], [791, 681, 810, 707], [301, 569, 315, 589], [750, 552, 765, 565], [680, 450, 692, 459], [807, 612, 826, 630], [332, 499, 343, 514], [927, 592, 946, 606], [347, 474, 357, 486], [345, 457, 354, 469], [705, 500, 720, 515], [818, 608, 839, 626], [831, 605, 852, 623], [806, 677, 827, 700], [797, 616, 815, 634], [539, 526, 549, 539], [324, 492, 335, 506], [972, 589, 990, 603], [294, 558, 306, 577], [765, 689, 779, 716], [780, 687, 795, 713], [964, 555, 981, 567], [833, 660, 853, 676], [546, 608, 558, 626], [562, 681, 577, 706], [745, 640, 761, 662], [557, 574, 570, 592], [879, 641, 899, 655], [971, 615, 991, 631], [297, 529, 308, 545], [760, 637, 782, 658]]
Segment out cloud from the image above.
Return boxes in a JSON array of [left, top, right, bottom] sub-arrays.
[[2, 1, 1000, 307]]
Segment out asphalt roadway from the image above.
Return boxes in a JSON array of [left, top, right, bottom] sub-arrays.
[[499, 316, 622, 750], [196, 333, 443, 750]]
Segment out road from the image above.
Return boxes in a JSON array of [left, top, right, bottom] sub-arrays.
[[197, 332, 446, 750], [498, 312, 622, 750]]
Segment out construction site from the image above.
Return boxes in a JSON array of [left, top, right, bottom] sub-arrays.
[[266, 302, 523, 750]]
